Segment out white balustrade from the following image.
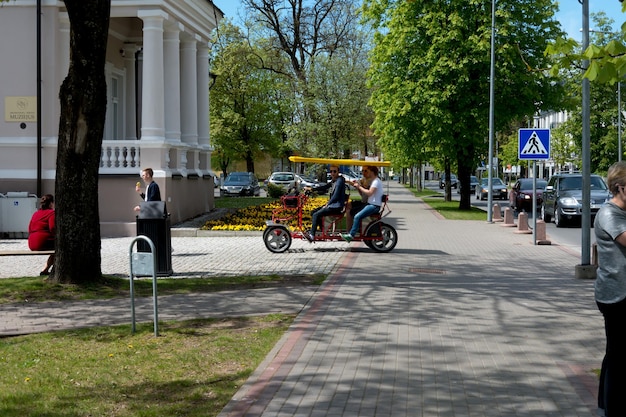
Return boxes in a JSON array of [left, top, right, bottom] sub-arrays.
[[99, 141, 141, 174]]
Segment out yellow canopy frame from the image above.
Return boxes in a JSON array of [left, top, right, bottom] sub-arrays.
[[288, 156, 391, 167]]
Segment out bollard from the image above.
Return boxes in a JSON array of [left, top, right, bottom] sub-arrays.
[[535, 220, 551, 245], [500, 207, 516, 227], [514, 211, 532, 234], [492, 204, 503, 222]]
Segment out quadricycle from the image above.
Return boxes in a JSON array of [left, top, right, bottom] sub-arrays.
[[262, 157, 398, 253]]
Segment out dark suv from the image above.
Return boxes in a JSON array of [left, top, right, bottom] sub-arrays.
[[541, 173, 611, 227]]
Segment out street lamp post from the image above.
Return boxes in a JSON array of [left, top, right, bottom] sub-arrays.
[[487, 0, 496, 222], [575, 0, 594, 278]]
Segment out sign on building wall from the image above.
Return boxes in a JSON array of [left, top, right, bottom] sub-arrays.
[[4, 96, 37, 122]]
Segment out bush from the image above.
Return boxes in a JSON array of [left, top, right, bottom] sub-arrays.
[[267, 183, 286, 198]]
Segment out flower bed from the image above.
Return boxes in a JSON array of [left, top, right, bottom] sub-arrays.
[[202, 197, 328, 231]]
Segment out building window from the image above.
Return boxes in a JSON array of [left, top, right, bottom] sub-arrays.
[[105, 66, 125, 140]]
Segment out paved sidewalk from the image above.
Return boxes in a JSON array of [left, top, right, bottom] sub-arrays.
[[0, 181, 603, 416], [218, 182, 602, 417]]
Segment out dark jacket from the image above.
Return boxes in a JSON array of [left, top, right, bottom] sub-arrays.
[[317, 175, 346, 209], [141, 181, 162, 202]]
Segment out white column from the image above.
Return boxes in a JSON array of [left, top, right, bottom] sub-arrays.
[[164, 24, 183, 143], [180, 36, 199, 145], [123, 44, 138, 140], [138, 12, 166, 141], [197, 41, 210, 147]]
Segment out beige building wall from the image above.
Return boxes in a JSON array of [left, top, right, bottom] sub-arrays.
[[0, 1, 222, 237]]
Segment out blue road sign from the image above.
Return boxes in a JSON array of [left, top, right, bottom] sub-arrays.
[[518, 128, 550, 160]]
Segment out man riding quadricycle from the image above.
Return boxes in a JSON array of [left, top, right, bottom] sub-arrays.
[[263, 157, 398, 253]]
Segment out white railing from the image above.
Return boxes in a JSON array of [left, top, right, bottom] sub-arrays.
[[99, 140, 140, 174]]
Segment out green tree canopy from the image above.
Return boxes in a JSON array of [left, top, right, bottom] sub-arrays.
[[363, 0, 566, 207], [209, 21, 291, 175]]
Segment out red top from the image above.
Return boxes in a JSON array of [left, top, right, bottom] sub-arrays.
[[28, 209, 55, 251]]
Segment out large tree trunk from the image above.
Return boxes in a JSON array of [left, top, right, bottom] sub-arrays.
[[52, 0, 111, 284]]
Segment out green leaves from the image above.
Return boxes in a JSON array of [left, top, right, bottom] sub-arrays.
[[364, 0, 565, 173]]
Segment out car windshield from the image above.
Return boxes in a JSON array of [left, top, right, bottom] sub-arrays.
[[480, 178, 503, 186], [559, 177, 581, 190], [591, 176, 608, 190], [273, 174, 293, 181], [558, 176, 607, 191], [225, 175, 248, 184], [519, 179, 547, 189], [470, 176, 478, 183]]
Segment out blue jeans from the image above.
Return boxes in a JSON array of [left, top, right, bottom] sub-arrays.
[[311, 206, 343, 233], [349, 204, 380, 236]]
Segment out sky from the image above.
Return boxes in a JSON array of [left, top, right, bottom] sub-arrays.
[[214, 0, 624, 40]]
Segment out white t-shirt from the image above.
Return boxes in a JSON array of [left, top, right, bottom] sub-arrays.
[[367, 177, 384, 206]]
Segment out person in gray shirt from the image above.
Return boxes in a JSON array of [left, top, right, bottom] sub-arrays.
[[594, 161, 626, 417]]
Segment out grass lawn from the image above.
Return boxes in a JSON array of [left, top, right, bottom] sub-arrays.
[[0, 271, 323, 416], [407, 186, 488, 221], [0, 274, 326, 305], [0, 314, 294, 417]]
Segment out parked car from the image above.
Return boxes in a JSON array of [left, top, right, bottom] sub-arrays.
[[296, 174, 321, 189], [220, 172, 260, 197], [475, 177, 507, 200], [509, 178, 548, 212], [296, 174, 328, 194], [457, 175, 479, 194], [326, 169, 360, 189], [266, 172, 299, 191], [541, 173, 611, 227], [439, 173, 458, 189]]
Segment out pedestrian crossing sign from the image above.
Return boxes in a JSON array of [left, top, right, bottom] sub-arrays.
[[518, 128, 550, 160]]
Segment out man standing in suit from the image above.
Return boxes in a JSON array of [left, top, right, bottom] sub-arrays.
[[134, 167, 162, 211]]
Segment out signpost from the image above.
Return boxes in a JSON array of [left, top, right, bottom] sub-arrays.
[[518, 128, 551, 245]]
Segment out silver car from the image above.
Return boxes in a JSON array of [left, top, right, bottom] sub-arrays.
[[541, 173, 611, 227], [475, 177, 507, 200], [267, 172, 299, 190]]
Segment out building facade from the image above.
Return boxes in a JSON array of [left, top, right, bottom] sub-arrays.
[[0, 0, 223, 236]]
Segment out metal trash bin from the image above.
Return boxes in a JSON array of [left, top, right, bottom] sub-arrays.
[[136, 201, 173, 276], [0, 192, 38, 238]]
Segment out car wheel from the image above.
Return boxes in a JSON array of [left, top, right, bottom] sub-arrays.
[[554, 205, 566, 228], [541, 204, 551, 223]]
